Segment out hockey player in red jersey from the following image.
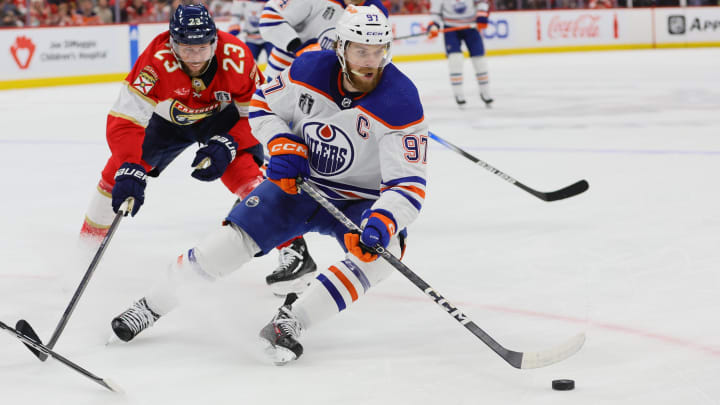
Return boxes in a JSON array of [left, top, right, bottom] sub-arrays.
[[80, 4, 264, 243]]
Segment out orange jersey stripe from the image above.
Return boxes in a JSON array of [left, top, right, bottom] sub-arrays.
[[250, 98, 271, 111], [260, 13, 284, 20], [382, 184, 426, 200]]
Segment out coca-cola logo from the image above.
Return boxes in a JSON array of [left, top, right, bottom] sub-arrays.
[[548, 15, 601, 39], [10, 36, 36, 69]]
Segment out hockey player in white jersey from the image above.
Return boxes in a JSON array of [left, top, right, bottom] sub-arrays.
[[109, 5, 429, 365], [259, 0, 388, 79], [428, 0, 493, 107], [228, 0, 273, 62]]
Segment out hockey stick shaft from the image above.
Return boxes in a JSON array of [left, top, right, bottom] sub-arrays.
[[429, 132, 589, 202], [297, 180, 584, 369], [0, 320, 121, 392], [394, 25, 473, 41], [22, 199, 132, 361]]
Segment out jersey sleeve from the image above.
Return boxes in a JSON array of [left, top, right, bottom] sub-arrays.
[[222, 37, 264, 151], [258, 0, 311, 51], [248, 67, 296, 146], [372, 119, 428, 233], [106, 38, 165, 167]]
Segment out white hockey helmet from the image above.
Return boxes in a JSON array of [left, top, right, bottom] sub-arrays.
[[335, 5, 392, 72]]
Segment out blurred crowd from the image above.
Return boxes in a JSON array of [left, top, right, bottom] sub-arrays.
[[2, 0, 718, 27]]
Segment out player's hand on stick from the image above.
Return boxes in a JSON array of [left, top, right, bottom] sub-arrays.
[[191, 135, 237, 181], [112, 162, 147, 216], [426, 21, 441, 39], [476, 3, 489, 30], [266, 134, 309, 194], [344, 209, 397, 263]]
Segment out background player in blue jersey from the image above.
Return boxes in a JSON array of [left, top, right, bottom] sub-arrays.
[[109, 5, 429, 365], [428, 0, 493, 107]]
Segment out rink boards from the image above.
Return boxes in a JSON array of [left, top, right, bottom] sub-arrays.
[[1, 7, 719, 89]]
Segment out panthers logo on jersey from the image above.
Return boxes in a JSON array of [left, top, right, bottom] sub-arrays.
[[303, 122, 354, 176], [169, 100, 220, 125]]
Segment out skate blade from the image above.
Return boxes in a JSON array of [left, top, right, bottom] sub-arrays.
[[257, 337, 297, 366], [268, 272, 315, 297]]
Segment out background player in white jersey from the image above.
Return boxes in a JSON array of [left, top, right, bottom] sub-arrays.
[[258, 0, 388, 80], [109, 5, 429, 365], [428, 0, 493, 107], [228, 0, 274, 63]]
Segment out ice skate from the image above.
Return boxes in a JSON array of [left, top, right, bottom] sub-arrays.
[[480, 92, 493, 108], [455, 96, 467, 108], [266, 238, 317, 296], [111, 298, 161, 342], [259, 293, 304, 365]]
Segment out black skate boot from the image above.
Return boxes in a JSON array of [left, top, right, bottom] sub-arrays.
[[480, 92, 494, 108], [266, 237, 317, 296], [111, 298, 160, 342], [259, 293, 303, 365]]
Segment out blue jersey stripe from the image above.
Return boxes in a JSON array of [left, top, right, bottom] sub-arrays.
[[259, 21, 287, 27], [383, 176, 427, 187], [249, 110, 274, 119], [317, 273, 346, 311], [309, 176, 380, 197]]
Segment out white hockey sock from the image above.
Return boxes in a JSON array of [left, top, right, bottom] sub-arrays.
[[448, 52, 465, 100], [471, 56, 491, 99], [291, 241, 399, 330], [79, 179, 115, 241], [144, 224, 261, 316]]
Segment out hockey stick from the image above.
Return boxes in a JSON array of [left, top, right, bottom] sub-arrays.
[[17, 198, 134, 361], [429, 132, 589, 201], [0, 320, 122, 392], [297, 180, 585, 369], [394, 25, 473, 41]]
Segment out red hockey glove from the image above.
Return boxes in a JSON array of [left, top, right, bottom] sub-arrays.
[[266, 134, 310, 194]]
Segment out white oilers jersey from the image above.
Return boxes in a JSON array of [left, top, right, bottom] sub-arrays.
[[249, 51, 428, 231], [430, 0, 484, 26], [230, 0, 267, 44], [259, 0, 388, 53]]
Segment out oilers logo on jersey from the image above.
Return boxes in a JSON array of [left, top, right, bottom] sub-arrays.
[[453, 2, 467, 13], [303, 122, 353, 176]]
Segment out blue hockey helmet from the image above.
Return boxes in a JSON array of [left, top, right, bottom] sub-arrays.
[[169, 4, 217, 45]]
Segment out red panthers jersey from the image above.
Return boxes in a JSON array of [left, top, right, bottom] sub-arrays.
[[107, 30, 263, 168]]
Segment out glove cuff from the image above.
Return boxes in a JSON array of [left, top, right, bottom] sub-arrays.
[[362, 208, 397, 237], [115, 162, 147, 183], [209, 134, 238, 161], [268, 134, 309, 158]]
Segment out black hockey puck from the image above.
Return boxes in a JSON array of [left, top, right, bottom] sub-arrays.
[[552, 379, 575, 391]]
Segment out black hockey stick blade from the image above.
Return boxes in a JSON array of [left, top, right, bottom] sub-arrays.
[[15, 319, 48, 361], [519, 179, 589, 202], [428, 132, 589, 202], [0, 320, 122, 393]]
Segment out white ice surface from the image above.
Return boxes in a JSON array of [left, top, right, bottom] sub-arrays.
[[1, 48, 719, 404]]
